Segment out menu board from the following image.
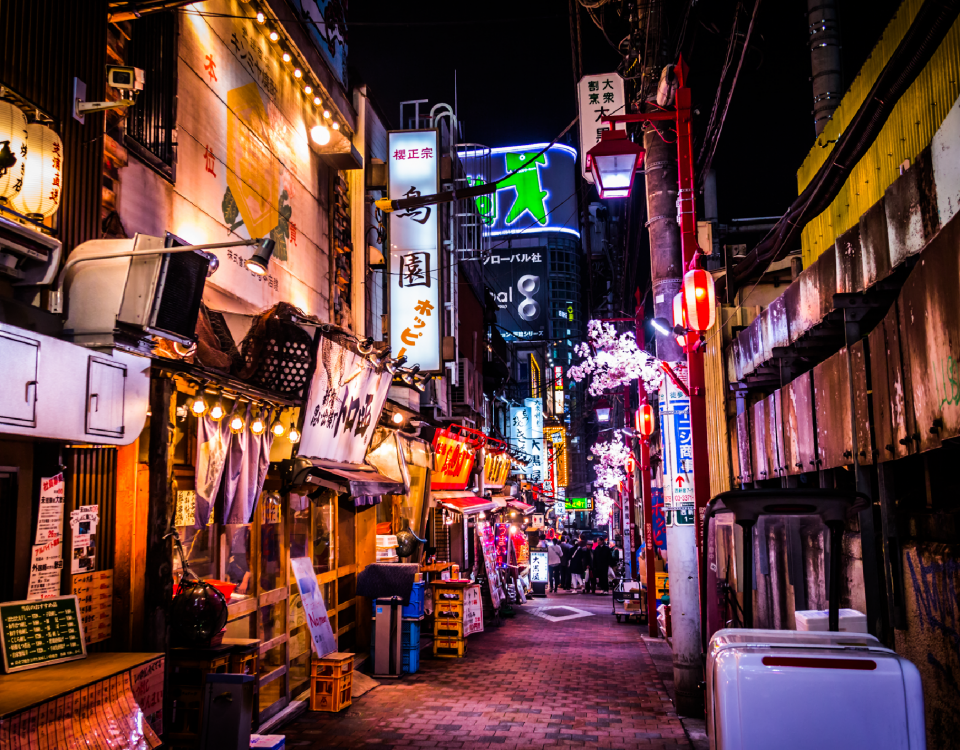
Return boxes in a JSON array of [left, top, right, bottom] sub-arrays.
[[478, 525, 502, 609], [72, 570, 113, 645], [463, 585, 484, 636], [1, 596, 86, 673]]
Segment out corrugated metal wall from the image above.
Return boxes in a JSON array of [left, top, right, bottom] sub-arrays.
[[0, 0, 107, 254], [703, 307, 732, 498], [796, 4, 960, 265]]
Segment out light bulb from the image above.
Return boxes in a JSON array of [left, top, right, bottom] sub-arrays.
[[392, 412, 404, 425], [509, 525, 517, 534], [190, 395, 208, 416], [272, 422, 285, 437], [269, 31, 279, 42], [304, 85, 312, 94], [479, 512, 486, 519], [323, 109, 331, 119], [294, 68, 302, 79], [256, 11, 265, 23], [310, 125, 330, 145], [511, 511, 516, 518], [313, 96, 322, 106], [332, 121, 340, 131], [230, 415, 245, 434], [288, 424, 301, 443], [282, 52, 291, 63], [251, 417, 265, 436], [209, 401, 225, 421]]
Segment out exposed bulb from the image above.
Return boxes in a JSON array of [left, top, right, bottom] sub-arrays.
[[269, 31, 279, 42], [310, 125, 330, 145], [256, 11, 265, 23], [304, 85, 312, 94], [392, 412, 404, 425], [230, 415, 245, 434], [282, 52, 291, 63], [190, 395, 208, 416], [272, 421, 286, 437], [250, 414, 266, 436], [332, 121, 340, 131], [313, 96, 322, 106], [288, 424, 301, 443], [294, 68, 302, 79], [209, 401, 225, 421], [323, 109, 331, 119]]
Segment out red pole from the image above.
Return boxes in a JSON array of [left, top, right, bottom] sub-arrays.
[[636, 298, 659, 636]]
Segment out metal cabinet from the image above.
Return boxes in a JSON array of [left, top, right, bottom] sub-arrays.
[[0, 330, 40, 427], [86, 356, 126, 438]]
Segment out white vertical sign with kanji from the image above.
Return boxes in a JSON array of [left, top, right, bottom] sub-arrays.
[[658, 363, 695, 526], [387, 129, 442, 372], [577, 73, 626, 183]]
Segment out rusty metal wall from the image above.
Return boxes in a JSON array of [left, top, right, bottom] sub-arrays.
[[814, 350, 853, 470], [0, 0, 108, 255]]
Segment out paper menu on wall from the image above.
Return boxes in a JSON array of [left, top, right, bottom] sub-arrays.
[[35, 474, 65, 544], [69, 506, 99, 575], [27, 539, 64, 600]]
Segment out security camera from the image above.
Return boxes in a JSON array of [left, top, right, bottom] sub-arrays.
[[107, 66, 145, 92]]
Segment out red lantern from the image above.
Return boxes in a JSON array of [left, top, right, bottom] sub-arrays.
[[682, 268, 716, 332], [673, 293, 699, 351], [625, 454, 636, 474], [636, 404, 656, 438]]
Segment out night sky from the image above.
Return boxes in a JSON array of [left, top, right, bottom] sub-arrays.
[[347, 0, 902, 223]]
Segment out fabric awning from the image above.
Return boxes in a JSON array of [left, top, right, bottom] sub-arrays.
[[433, 491, 497, 515], [299, 458, 405, 497], [508, 500, 535, 513]]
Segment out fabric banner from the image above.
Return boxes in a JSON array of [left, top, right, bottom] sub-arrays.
[[299, 335, 392, 464]]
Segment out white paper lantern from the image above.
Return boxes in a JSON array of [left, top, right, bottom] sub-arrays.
[[11, 123, 63, 218], [0, 101, 28, 203]]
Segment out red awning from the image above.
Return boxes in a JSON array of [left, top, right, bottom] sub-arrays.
[[432, 491, 497, 515], [508, 500, 535, 513]]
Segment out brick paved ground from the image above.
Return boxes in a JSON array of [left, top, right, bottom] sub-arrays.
[[282, 592, 694, 749]]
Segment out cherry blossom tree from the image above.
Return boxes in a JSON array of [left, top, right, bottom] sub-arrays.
[[568, 320, 663, 396]]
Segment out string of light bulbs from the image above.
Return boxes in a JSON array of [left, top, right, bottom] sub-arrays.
[[186, 381, 301, 443]]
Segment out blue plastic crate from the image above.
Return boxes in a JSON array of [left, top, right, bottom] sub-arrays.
[[403, 581, 425, 619], [402, 620, 420, 648], [402, 644, 420, 674]]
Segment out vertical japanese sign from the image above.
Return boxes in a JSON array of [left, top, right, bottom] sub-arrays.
[[553, 365, 565, 415], [28, 474, 65, 601], [577, 73, 626, 183], [658, 364, 695, 525], [388, 130, 441, 372], [524, 397, 545, 486], [291, 557, 336, 657], [510, 404, 532, 461]]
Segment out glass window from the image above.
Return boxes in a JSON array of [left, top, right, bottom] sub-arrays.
[[260, 493, 284, 592], [289, 650, 311, 698], [225, 614, 256, 640], [313, 490, 335, 574], [224, 524, 254, 599], [338, 497, 355, 568], [174, 524, 217, 583]]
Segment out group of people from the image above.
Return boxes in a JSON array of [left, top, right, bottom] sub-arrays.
[[542, 533, 622, 594]]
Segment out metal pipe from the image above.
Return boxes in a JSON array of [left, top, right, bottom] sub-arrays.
[[808, 0, 843, 135], [739, 520, 755, 628]]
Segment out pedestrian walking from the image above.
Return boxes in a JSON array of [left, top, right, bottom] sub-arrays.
[[559, 535, 573, 590], [590, 539, 611, 593], [547, 539, 563, 593], [572, 538, 592, 592]]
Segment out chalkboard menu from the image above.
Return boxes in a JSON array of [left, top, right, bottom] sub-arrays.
[[1, 595, 87, 673]]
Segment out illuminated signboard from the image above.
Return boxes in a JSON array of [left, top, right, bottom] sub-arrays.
[[464, 143, 579, 238], [387, 129, 441, 372], [553, 365, 564, 415], [544, 426, 567, 488], [524, 398, 544, 486], [530, 549, 549, 583], [565, 497, 593, 511], [430, 430, 476, 491], [483, 452, 511, 489], [577, 72, 626, 184]]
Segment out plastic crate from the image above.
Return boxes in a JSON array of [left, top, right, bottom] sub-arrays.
[[403, 581, 425, 618], [402, 645, 420, 674], [433, 636, 467, 658], [433, 619, 464, 639], [402, 620, 420, 648], [310, 672, 353, 712]]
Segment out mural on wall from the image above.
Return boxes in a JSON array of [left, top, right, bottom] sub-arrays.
[[292, 0, 348, 88]]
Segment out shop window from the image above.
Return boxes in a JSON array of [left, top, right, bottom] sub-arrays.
[[224, 613, 256, 640], [260, 494, 284, 592], [174, 523, 218, 583], [260, 601, 286, 642], [337, 496, 356, 568], [313, 491, 336, 574], [125, 10, 178, 176], [289, 650, 311, 698], [224, 524, 253, 598]]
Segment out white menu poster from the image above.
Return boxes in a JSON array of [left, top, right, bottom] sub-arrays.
[[463, 585, 484, 636], [291, 557, 336, 657], [35, 474, 65, 544]]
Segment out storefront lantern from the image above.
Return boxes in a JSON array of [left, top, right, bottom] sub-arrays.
[[682, 268, 716, 332], [11, 122, 62, 219], [585, 128, 646, 199], [636, 403, 656, 438], [0, 101, 27, 203]]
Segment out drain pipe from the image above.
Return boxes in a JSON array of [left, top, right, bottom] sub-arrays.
[[809, 0, 843, 135]]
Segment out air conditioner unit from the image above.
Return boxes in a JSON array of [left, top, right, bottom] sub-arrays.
[[62, 234, 209, 350], [451, 358, 476, 408]]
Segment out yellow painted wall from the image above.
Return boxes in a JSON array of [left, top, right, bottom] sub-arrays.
[[797, 2, 960, 266]]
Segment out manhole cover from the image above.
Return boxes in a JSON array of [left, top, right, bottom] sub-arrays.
[[530, 605, 594, 623]]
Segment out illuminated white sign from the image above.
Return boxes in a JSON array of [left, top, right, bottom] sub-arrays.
[[387, 129, 441, 372], [530, 549, 549, 583], [577, 73, 626, 183], [525, 397, 545, 485]]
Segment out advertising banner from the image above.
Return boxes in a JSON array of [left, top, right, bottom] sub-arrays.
[[387, 129, 442, 372], [291, 557, 336, 657], [524, 398, 545, 486], [299, 334, 392, 464]]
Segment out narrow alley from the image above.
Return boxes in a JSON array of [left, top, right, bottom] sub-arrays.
[[284, 594, 695, 750]]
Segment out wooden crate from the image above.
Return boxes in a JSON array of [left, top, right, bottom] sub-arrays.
[[434, 600, 464, 621], [433, 619, 464, 639], [433, 637, 467, 658], [311, 652, 354, 679], [310, 672, 353, 712]]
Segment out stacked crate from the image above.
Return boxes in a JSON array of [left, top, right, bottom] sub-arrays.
[[432, 586, 467, 658], [310, 652, 354, 712]]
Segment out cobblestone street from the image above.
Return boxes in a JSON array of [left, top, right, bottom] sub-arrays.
[[283, 593, 694, 749]]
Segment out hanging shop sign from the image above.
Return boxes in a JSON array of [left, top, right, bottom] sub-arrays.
[[430, 427, 480, 491], [509, 403, 531, 466], [0, 596, 86, 673], [544, 425, 567, 488], [577, 72, 626, 183], [524, 398, 545, 486], [553, 364, 564, 415], [565, 497, 593, 511], [483, 450, 511, 489], [299, 334, 392, 465], [387, 129, 442, 372], [658, 362, 695, 525]]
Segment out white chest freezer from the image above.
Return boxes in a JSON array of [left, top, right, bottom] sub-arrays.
[[706, 629, 926, 750]]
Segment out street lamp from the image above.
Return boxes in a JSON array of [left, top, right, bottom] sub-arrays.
[[594, 397, 612, 423], [585, 129, 646, 199]]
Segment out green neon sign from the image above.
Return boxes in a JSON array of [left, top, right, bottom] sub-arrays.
[[565, 497, 592, 511]]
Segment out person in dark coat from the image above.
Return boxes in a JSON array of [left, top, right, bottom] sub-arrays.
[[591, 540, 612, 593], [559, 535, 574, 590], [571, 539, 592, 592]]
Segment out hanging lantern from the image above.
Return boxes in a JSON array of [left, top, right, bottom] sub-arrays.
[[636, 403, 656, 438], [673, 293, 698, 351], [11, 123, 62, 219], [682, 268, 716, 332], [625, 454, 636, 474], [0, 101, 27, 203]]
